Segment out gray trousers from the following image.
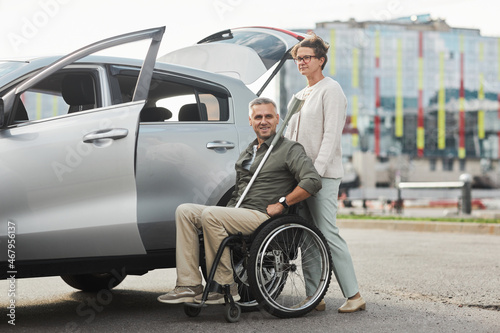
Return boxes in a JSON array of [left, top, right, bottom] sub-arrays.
[[300, 177, 359, 298]]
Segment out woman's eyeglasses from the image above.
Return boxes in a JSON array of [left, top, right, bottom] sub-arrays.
[[293, 55, 317, 64]]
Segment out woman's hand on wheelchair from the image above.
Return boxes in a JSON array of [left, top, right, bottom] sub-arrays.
[[266, 203, 285, 217]]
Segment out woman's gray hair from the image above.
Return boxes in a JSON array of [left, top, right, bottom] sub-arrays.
[[248, 97, 277, 117]]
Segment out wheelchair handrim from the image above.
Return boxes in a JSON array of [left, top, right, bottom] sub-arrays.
[[254, 223, 330, 312]]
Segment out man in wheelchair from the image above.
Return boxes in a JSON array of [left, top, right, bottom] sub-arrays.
[[158, 97, 322, 305]]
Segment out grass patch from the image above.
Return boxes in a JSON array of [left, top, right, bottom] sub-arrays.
[[337, 214, 500, 224]]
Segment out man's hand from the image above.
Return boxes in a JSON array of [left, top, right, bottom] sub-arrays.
[[265, 187, 313, 217], [266, 203, 285, 217]]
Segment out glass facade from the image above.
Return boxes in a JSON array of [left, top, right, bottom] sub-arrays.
[[280, 16, 500, 161]]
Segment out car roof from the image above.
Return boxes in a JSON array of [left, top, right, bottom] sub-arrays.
[[0, 54, 249, 92]]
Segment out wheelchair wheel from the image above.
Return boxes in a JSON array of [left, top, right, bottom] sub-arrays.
[[247, 215, 332, 318], [232, 234, 291, 311], [183, 304, 201, 317], [224, 303, 241, 323]]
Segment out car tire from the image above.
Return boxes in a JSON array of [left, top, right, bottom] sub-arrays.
[[61, 272, 127, 292]]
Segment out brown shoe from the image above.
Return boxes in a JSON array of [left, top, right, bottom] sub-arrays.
[[338, 296, 366, 313], [292, 297, 325, 311], [315, 299, 326, 311], [157, 285, 203, 304]]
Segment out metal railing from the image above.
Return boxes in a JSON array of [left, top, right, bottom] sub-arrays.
[[396, 174, 472, 215]]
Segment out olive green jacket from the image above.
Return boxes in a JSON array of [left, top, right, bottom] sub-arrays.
[[227, 135, 322, 214]]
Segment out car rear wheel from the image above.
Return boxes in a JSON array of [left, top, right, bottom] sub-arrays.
[[61, 272, 127, 292]]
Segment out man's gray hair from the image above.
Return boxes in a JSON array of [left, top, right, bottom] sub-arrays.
[[249, 97, 277, 117]]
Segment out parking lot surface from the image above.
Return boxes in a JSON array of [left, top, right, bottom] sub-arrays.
[[1, 227, 499, 332]]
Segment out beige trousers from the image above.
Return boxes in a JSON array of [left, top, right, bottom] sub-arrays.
[[175, 203, 269, 286]]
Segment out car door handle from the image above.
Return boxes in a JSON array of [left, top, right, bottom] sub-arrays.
[[83, 128, 129, 143], [206, 141, 235, 150]]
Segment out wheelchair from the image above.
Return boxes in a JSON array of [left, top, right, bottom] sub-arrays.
[[184, 213, 333, 323]]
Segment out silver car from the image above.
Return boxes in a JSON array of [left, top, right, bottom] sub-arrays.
[[0, 26, 303, 290]]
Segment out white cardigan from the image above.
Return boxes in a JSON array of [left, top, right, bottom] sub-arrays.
[[285, 77, 347, 179]]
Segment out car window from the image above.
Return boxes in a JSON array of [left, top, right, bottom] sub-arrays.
[[155, 92, 225, 121], [199, 93, 224, 121], [13, 70, 100, 123], [20, 91, 67, 121], [212, 30, 287, 69], [155, 94, 196, 120], [110, 65, 230, 122]]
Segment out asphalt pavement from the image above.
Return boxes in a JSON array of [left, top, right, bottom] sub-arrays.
[[1, 228, 499, 333]]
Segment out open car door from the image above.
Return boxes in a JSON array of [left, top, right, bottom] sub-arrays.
[[159, 27, 304, 96], [0, 27, 164, 262]]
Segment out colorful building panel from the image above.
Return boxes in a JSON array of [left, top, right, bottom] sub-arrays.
[[280, 15, 500, 162]]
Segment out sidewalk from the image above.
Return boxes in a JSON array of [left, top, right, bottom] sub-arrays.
[[338, 206, 500, 236], [338, 218, 500, 236]]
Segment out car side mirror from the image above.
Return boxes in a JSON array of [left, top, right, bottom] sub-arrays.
[[0, 90, 16, 128]]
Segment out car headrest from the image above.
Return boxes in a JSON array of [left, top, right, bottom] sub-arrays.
[[140, 107, 173, 122], [178, 103, 207, 121], [61, 74, 96, 106]]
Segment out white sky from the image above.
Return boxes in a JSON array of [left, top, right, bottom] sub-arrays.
[[1, 0, 499, 60]]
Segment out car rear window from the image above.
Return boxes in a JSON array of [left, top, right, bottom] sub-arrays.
[[215, 31, 287, 69]]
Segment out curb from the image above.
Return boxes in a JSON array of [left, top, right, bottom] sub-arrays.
[[338, 219, 500, 236]]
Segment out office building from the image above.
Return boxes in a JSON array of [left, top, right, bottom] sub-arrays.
[[279, 14, 500, 187]]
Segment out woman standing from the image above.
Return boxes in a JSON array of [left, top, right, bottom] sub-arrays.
[[285, 33, 365, 313]]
